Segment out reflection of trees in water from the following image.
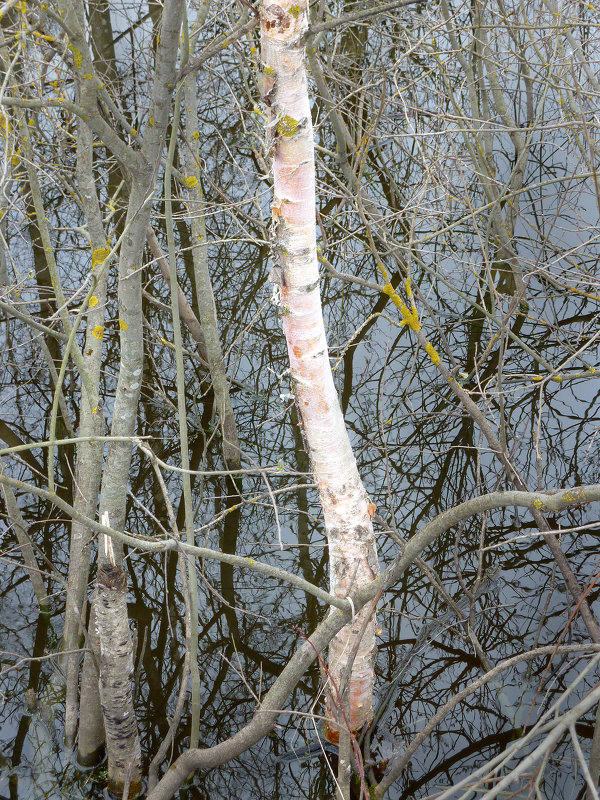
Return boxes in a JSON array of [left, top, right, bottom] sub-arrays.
[[0, 0, 599, 797]]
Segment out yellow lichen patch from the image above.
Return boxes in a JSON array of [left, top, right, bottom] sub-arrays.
[[276, 115, 300, 137], [400, 304, 420, 330], [425, 341, 440, 365], [118, 318, 128, 331], [532, 374, 543, 382], [552, 375, 563, 383], [68, 44, 83, 70], [91, 325, 104, 340], [561, 488, 584, 503], [88, 295, 98, 308], [192, 131, 200, 140], [533, 498, 543, 509], [289, 4, 302, 16], [11, 152, 19, 166], [263, 65, 276, 77], [381, 282, 420, 328], [376, 262, 390, 281], [185, 175, 198, 188], [404, 277, 413, 297], [92, 246, 110, 267], [91, 406, 98, 415], [247, 558, 255, 564]]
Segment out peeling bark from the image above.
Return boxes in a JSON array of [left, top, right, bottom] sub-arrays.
[[95, 563, 142, 798], [260, 0, 379, 737]]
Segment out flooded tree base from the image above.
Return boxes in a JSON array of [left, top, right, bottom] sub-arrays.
[[77, 744, 106, 769], [95, 563, 143, 799]]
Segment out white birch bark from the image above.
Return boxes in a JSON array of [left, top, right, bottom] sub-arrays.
[[260, 0, 379, 737]]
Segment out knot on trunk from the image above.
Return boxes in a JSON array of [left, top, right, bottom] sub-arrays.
[[263, 5, 291, 32], [97, 563, 128, 592]]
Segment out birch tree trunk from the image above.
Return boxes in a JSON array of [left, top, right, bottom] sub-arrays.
[[260, 0, 379, 738], [96, 562, 142, 798]]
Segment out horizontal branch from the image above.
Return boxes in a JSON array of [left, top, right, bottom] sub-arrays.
[[147, 522, 600, 800], [5, 456, 600, 800], [46, 475, 593, 799], [0, 435, 300, 477], [0, 299, 69, 342], [379, 485, 600, 595], [3, 466, 599, 612], [0, 470, 347, 610]]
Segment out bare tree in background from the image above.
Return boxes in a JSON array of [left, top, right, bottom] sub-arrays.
[[0, 1, 600, 800]]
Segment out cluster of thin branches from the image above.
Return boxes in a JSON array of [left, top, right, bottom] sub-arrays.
[[0, 0, 599, 798]]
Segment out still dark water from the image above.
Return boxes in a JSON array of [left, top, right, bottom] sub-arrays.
[[2, 281, 599, 800], [1, 1, 600, 798]]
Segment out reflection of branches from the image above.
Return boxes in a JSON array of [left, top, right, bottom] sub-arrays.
[[146, 549, 600, 800], [0, 648, 83, 678], [5, 447, 600, 616], [1, 0, 599, 796], [375, 647, 600, 798], [432, 652, 600, 800]]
